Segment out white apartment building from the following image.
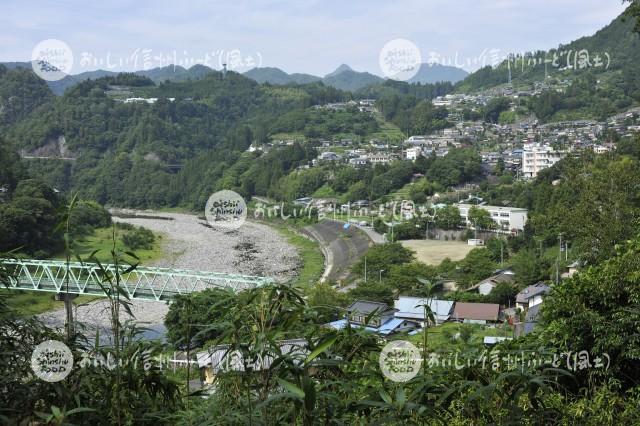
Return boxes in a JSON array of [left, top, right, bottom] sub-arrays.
[[522, 144, 566, 178], [404, 147, 423, 161], [458, 204, 528, 232]]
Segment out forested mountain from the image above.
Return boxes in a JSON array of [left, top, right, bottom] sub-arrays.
[[244, 64, 385, 92], [6, 60, 465, 97], [0, 68, 351, 208], [407, 63, 468, 84], [456, 9, 640, 93], [0, 65, 53, 126], [243, 67, 321, 85], [322, 64, 384, 91], [1, 62, 218, 95]]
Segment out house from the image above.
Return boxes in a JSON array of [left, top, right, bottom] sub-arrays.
[[346, 300, 396, 328], [471, 270, 516, 296], [349, 157, 369, 167], [326, 299, 417, 336], [561, 261, 580, 279], [515, 282, 550, 309], [318, 151, 341, 162], [393, 296, 454, 326], [324, 317, 417, 335], [293, 197, 313, 207], [404, 147, 423, 161], [366, 153, 395, 165], [313, 198, 337, 209], [197, 339, 308, 384], [452, 302, 500, 324]]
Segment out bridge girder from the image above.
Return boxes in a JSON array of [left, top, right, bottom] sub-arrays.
[[1, 259, 272, 301]]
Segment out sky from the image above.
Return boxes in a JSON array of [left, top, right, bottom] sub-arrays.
[[0, 0, 630, 76]]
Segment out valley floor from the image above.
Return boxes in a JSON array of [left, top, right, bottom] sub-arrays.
[[38, 211, 301, 342]]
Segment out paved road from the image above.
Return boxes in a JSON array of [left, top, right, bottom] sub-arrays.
[[303, 220, 371, 282], [354, 225, 386, 244]]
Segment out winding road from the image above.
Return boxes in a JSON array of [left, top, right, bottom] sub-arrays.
[[302, 220, 372, 283]]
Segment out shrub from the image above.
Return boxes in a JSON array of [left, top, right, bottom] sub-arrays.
[[122, 226, 155, 250]]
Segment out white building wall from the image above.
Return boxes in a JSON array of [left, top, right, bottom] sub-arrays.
[[529, 295, 544, 308], [522, 144, 566, 178]]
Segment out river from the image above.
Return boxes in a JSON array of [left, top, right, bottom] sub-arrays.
[[38, 211, 301, 343]]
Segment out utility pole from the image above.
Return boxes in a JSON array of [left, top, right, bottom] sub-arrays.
[[379, 269, 385, 283], [556, 232, 563, 285], [364, 257, 367, 283]]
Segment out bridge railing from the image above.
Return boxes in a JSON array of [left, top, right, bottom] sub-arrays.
[[0, 258, 273, 301]]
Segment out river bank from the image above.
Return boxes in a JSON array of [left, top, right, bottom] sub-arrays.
[[38, 211, 301, 342]]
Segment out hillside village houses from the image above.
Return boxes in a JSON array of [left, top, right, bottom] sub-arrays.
[[249, 97, 637, 200]]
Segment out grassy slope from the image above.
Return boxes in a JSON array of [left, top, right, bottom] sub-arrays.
[[256, 220, 324, 287], [370, 113, 405, 141]]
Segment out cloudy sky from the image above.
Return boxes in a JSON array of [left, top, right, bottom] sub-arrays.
[[1, 0, 629, 76]]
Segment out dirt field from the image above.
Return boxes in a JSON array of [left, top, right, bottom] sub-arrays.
[[400, 239, 478, 265]]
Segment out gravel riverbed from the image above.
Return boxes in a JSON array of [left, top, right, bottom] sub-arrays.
[[38, 211, 301, 341]]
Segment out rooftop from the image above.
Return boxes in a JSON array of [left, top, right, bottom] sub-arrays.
[[347, 300, 395, 316], [516, 282, 550, 304], [457, 203, 527, 213], [393, 297, 454, 323], [452, 302, 500, 321]]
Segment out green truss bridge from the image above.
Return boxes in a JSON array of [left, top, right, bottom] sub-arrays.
[[1, 258, 273, 301]]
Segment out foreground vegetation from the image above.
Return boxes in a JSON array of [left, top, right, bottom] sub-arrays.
[[2, 229, 640, 424]]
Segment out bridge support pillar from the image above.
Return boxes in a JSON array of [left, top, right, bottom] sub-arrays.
[[55, 293, 78, 339], [54, 293, 79, 302]]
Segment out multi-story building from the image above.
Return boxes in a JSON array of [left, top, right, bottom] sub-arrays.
[[521, 143, 566, 178], [457, 203, 528, 232], [404, 147, 423, 161]]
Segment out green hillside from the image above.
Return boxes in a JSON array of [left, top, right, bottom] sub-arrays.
[[2, 70, 346, 208], [456, 9, 640, 93]]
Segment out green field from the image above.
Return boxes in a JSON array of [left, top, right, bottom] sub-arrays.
[[0, 290, 102, 317], [269, 132, 306, 142], [57, 226, 165, 264], [389, 182, 414, 201], [404, 322, 512, 351], [370, 115, 406, 141]]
